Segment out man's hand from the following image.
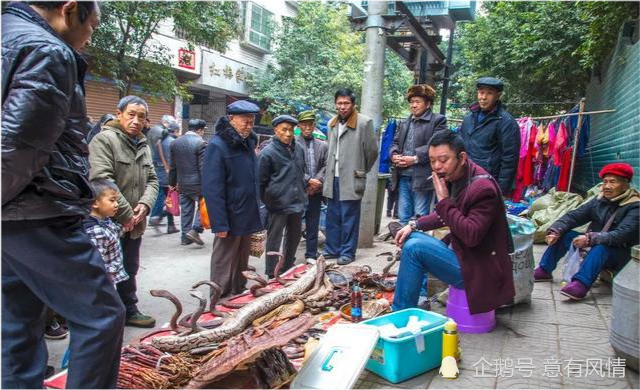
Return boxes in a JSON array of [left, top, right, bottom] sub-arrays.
[[391, 154, 402, 165], [132, 203, 149, 226], [216, 231, 228, 238], [432, 173, 449, 202], [400, 155, 418, 167], [395, 225, 413, 248], [122, 217, 135, 232], [545, 232, 560, 246], [308, 178, 322, 193], [572, 234, 589, 249]]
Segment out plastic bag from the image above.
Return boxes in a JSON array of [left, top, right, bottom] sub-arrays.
[[164, 189, 180, 216], [199, 198, 210, 230], [561, 245, 582, 285]]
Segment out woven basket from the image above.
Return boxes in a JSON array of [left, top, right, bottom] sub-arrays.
[[249, 230, 267, 258]]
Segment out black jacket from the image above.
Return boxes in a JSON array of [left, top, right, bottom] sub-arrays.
[[258, 138, 307, 214], [459, 101, 520, 195], [389, 109, 447, 192], [2, 2, 93, 221], [169, 131, 206, 195]]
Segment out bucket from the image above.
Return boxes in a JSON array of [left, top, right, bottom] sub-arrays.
[[446, 286, 495, 333], [610, 246, 639, 371]]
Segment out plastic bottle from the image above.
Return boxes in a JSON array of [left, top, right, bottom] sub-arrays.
[[351, 284, 363, 323], [442, 319, 459, 361]]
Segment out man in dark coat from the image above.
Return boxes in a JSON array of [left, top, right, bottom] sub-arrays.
[[295, 110, 328, 262], [149, 120, 178, 234], [535, 162, 639, 300], [1, 2, 126, 388], [390, 84, 448, 224], [169, 118, 207, 245], [259, 115, 308, 278], [459, 77, 520, 195], [202, 101, 263, 297], [393, 130, 515, 314]]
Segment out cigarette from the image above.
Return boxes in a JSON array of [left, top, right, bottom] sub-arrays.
[[426, 175, 433, 181]]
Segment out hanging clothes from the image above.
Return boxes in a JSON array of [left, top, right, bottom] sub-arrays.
[[556, 147, 573, 191], [553, 121, 568, 166], [511, 120, 538, 202]]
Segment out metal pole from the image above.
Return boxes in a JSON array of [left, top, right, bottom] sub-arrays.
[[358, 0, 387, 248], [440, 28, 455, 115], [567, 97, 586, 192]]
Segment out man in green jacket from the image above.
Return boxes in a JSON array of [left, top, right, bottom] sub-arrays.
[[89, 95, 159, 327]]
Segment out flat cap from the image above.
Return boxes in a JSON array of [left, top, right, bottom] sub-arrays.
[[272, 115, 298, 127], [188, 118, 207, 130], [476, 77, 504, 92], [298, 110, 316, 122], [227, 100, 260, 115]]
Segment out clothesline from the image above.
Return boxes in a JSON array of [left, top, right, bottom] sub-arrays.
[[446, 108, 616, 123]]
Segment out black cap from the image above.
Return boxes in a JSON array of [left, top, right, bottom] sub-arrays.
[[476, 77, 504, 92], [188, 119, 206, 131]]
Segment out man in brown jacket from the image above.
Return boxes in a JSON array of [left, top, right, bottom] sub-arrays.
[[89, 95, 159, 327]]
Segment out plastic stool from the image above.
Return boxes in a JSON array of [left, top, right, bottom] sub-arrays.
[[446, 286, 495, 333]]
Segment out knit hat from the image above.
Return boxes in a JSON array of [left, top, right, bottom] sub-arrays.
[[298, 110, 316, 122], [599, 163, 634, 181], [407, 84, 436, 102]]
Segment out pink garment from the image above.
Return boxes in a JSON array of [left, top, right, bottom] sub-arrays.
[[547, 122, 557, 158], [517, 117, 533, 158], [553, 122, 567, 166]]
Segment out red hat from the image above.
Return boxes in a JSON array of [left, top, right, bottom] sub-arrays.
[[599, 163, 634, 181]]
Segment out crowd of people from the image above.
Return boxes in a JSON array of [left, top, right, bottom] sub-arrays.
[[2, 1, 638, 389]]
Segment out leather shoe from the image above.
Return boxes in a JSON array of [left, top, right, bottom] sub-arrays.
[[186, 229, 204, 245], [167, 225, 179, 234], [125, 312, 156, 328]]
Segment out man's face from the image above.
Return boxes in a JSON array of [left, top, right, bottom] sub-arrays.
[[117, 104, 147, 138], [229, 114, 255, 138], [477, 87, 501, 111], [601, 174, 630, 200], [429, 144, 467, 182], [299, 121, 315, 138], [335, 96, 354, 119], [274, 122, 295, 145], [409, 97, 430, 117], [196, 128, 206, 137], [60, 2, 100, 53]]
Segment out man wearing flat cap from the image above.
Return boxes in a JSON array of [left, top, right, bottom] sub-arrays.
[[459, 77, 520, 195], [390, 84, 447, 225], [258, 115, 308, 277], [296, 110, 328, 262], [534, 162, 639, 300], [202, 100, 263, 296]]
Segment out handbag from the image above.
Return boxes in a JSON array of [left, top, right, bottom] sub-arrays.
[[199, 198, 210, 230], [164, 189, 180, 216]]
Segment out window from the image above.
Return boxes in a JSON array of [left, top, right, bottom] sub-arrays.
[[241, 2, 273, 52]]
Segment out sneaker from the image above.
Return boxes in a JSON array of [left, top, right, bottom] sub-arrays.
[[560, 280, 589, 300], [148, 216, 162, 226], [186, 230, 204, 245], [167, 225, 179, 234], [305, 257, 317, 265], [337, 256, 355, 266], [181, 237, 193, 245], [125, 312, 156, 328], [534, 267, 553, 282], [44, 319, 68, 340]]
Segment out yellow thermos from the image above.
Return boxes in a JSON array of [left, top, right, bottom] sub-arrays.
[[442, 319, 459, 361]]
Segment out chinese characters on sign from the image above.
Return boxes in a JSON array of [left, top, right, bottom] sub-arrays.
[[208, 62, 247, 84], [178, 48, 195, 70], [472, 357, 626, 378]]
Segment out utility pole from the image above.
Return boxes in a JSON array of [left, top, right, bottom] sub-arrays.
[[358, 0, 387, 248]]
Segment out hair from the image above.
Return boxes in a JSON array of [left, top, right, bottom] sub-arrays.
[[90, 179, 119, 199], [28, 1, 98, 23], [188, 119, 206, 131], [428, 130, 466, 155], [334, 88, 356, 104], [117, 95, 148, 114]]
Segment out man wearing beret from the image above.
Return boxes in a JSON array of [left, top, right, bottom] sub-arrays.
[[390, 84, 447, 225], [296, 110, 328, 262], [323, 88, 379, 265], [258, 115, 308, 277], [534, 162, 639, 300], [459, 77, 520, 195], [202, 100, 263, 296]]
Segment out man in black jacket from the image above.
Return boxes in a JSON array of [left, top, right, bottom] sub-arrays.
[[258, 115, 308, 278], [535, 163, 639, 300], [390, 84, 447, 225], [169, 118, 207, 245], [1, 2, 125, 388], [459, 77, 520, 195]]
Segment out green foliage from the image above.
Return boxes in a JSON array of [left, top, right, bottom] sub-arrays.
[[246, 2, 412, 119]]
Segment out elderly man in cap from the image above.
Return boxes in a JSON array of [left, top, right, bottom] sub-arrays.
[[390, 84, 448, 225], [534, 162, 639, 300], [459, 77, 520, 195], [202, 101, 263, 297], [296, 110, 328, 262], [258, 115, 308, 277], [169, 118, 207, 245]]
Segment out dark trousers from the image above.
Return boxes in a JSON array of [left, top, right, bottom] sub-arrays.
[[179, 192, 203, 240], [304, 193, 323, 259], [324, 180, 362, 260], [386, 180, 398, 215], [150, 185, 175, 225], [265, 212, 303, 278], [117, 234, 142, 317], [2, 218, 125, 388]]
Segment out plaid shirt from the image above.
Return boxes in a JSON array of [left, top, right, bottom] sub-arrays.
[[83, 216, 129, 285]]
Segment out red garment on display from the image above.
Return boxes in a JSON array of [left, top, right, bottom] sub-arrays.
[[511, 123, 538, 202], [556, 147, 573, 191]]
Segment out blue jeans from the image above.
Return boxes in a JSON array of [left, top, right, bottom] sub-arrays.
[[150, 186, 175, 225], [179, 193, 203, 240], [303, 193, 323, 259], [398, 176, 433, 225], [324, 180, 361, 260], [393, 232, 464, 311], [539, 230, 630, 288]]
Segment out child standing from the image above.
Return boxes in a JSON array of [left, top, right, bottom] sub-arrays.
[[83, 179, 129, 285]]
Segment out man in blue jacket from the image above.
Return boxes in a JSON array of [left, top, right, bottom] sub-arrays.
[[459, 77, 520, 195], [202, 101, 263, 297]]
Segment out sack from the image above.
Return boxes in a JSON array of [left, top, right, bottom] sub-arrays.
[[199, 198, 210, 230], [507, 214, 536, 305], [164, 189, 180, 216], [249, 230, 267, 258], [561, 245, 583, 285]]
